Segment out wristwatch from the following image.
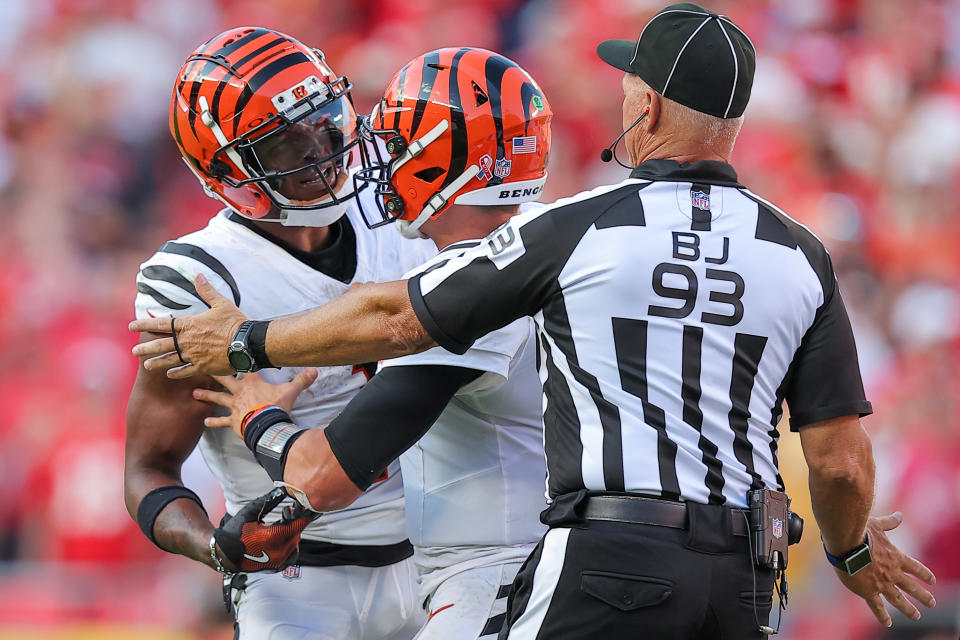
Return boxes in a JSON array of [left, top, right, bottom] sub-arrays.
[[227, 321, 259, 373], [824, 533, 872, 575]]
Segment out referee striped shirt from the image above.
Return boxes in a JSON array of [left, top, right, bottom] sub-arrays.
[[408, 159, 872, 508]]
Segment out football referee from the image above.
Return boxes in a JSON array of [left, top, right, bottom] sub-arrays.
[[132, 4, 937, 637]]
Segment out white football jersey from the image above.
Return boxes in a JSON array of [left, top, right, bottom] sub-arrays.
[[379, 240, 547, 596], [134, 195, 436, 545]]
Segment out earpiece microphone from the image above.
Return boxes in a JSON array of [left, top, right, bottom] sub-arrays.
[[600, 107, 649, 166]]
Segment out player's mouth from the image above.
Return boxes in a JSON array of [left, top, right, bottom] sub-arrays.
[[301, 163, 338, 187]]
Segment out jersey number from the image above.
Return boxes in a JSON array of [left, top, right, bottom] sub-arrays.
[[648, 263, 744, 327]]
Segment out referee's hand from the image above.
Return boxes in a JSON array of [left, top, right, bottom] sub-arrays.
[[835, 512, 936, 627]]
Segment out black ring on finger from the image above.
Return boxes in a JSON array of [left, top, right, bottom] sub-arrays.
[[171, 317, 187, 365]]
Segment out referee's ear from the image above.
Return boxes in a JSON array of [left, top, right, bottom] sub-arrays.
[[645, 91, 661, 133]]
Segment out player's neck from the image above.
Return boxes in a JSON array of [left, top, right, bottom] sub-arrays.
[[249, 218, 334, 253], [421, 204, 520, 250]]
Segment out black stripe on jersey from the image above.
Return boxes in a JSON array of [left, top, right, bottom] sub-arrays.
[[480, 613, 506, 637], [690, 183, 711, 231], [729, 333, 768, 491], [409, 50, 441, 139], [231, 51, 311, 137], [746, 191, 834, 298], [539, 333, 586, 494], [496, 583, 512, 599], [483, 55, 515, 185], [594, 183, 650, 228], [501, 534, 546, 636], [767, 372, 789, 492], [136, 282, 191, 311], [681, 325, 726, 503], [546, 294, 625, 492], [439, 48, 470, 192], [612, 318, 680, 500], [141, 265, 210, 308], [158, 242, 241, 305]]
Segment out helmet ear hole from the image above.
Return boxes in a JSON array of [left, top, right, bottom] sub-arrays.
[[209, 159, 231, 179], [472, 81, 488, 107], [413, 166, 445, 182]]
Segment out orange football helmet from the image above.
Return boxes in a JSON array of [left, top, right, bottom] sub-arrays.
[[355, 47, 552, 238], [170, 27, 362, 226]]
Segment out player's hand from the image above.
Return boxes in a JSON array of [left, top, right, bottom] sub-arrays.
[[213, 487, 318, 573], [833, 512, 936, 627], [129, 274, 248, 378], [193, 369, 319, 439]]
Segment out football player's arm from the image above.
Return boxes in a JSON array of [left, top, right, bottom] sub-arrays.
[[124, 333, 225, 569], [235, 365, 481, 512]]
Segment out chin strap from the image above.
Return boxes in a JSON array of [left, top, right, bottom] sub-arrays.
[[389, 120, 449, 176]]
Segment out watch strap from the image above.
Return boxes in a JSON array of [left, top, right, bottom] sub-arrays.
[[248, 320, 274, 369], [824, 533, 871, 575]]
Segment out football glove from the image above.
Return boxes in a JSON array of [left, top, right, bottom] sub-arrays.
[[213, 487, 317, 572]]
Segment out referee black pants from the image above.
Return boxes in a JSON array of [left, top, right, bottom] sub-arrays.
[[499, 499, 775, 639]]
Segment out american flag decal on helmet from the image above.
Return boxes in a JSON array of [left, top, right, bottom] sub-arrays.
[[512, 136, 537, 154]]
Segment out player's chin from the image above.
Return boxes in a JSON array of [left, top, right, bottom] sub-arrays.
[[284, 184, 338, 205]]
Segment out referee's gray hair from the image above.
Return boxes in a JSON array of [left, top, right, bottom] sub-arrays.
[[628, 75, 743, 152]]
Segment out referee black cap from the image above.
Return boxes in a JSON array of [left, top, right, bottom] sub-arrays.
[[597, 3, 756, 119]]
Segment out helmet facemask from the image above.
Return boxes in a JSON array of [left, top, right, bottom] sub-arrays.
[[204, 73, 364, 227]]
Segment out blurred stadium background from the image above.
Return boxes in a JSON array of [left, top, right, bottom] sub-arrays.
[[0, 0, 957, 638]]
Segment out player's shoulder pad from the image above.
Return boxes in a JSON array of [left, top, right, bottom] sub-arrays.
[[134, 233, 241, 320]]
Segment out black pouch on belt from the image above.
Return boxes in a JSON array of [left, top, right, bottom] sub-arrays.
[[540, 489, 590, 527], [684, 501, 737, 554]]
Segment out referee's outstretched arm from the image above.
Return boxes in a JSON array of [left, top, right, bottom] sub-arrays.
[[801, 414, 936, 627]]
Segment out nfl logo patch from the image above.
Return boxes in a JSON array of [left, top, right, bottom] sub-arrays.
[[691, 190, 710, 210], [282, 565, 301, 581], [771, 518, 783, 539], [494, 158, 512, 178]]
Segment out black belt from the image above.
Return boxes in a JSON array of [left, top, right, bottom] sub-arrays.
[[297, 538, 413, 568], [582, 495, 748, 537], [220, 513, 413, 568]]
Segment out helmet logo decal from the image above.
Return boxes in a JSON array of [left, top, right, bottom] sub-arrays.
[[494, 158, 512, 178], [271, 76, 327, 117], [532, 95, 544, 110]]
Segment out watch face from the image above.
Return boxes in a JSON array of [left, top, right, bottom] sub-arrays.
[[845, 546, 872, 575], [228, 349, 254, 372]]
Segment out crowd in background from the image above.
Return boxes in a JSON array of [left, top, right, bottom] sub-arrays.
[[0, 0, 956, 638]]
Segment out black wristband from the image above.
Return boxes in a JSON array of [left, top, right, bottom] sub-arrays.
[[136, 485, 207, 550], [248, 320, 274, 369], [243, 407, 306, 482]]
